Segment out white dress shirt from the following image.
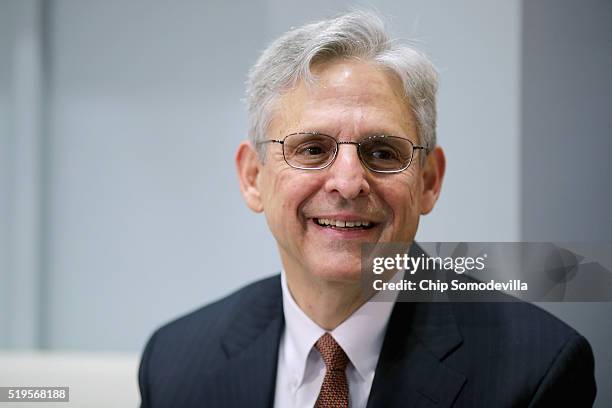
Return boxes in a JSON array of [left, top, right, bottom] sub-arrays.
[[273, 271, 399, 408]]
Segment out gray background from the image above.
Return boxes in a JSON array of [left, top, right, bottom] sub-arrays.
[[0, 0, 610, 406]]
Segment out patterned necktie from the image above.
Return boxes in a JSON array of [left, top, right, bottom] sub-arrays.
[[314, 333, 350, 408]]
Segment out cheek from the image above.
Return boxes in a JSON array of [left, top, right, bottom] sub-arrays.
[[262, 168, 321, 224], [380, 173, 422, 223]]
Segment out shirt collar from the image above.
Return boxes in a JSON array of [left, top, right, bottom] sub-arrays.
[[280, 270, 400, 384]]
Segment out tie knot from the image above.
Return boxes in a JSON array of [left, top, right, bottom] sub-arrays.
[[315, 333, 349, 371]]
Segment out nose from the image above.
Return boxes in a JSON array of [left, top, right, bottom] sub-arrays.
[[324, 143, 371, 199]]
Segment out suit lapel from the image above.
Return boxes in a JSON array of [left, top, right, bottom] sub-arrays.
[[204, 277, 284, 408], [367, 301, 466, 408]]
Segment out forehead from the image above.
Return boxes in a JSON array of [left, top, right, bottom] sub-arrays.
[[270, 59, 416, 138]]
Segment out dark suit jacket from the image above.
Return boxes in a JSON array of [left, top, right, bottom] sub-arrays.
[[139, 275, 596, 407]]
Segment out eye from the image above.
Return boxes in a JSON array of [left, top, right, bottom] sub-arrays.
[[297, 144, 325, 156], [365, 143, 401, 161], [295, 142, 329, 156], [370, 147, 399, 161]]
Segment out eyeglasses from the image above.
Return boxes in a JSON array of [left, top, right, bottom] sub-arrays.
[[259, 132, 427, 173]]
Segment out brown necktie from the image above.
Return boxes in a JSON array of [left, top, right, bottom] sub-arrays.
[[314, 333, 350, 408]]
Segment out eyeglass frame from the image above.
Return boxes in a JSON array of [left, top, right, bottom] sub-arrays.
[[257, 132, 429, 174]]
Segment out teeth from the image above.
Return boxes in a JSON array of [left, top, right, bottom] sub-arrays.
[[315, 218, 372, 228]]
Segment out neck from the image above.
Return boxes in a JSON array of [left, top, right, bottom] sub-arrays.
[[284, 269, 369, 331]]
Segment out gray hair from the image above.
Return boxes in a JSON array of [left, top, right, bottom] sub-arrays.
[[246, 10, 438, 161]]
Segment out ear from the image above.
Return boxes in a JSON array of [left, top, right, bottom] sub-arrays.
[[235, 141, 264, 213], [420, 146, 446, 215]]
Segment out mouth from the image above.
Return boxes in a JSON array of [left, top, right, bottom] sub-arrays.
[[313, 218, 376, 230]]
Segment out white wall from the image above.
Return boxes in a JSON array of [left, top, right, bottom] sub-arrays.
[[0, 0, 44, 349], [2, 0, 521, 350], [41, 0, 522, 351], [0, 0, 12, 350]]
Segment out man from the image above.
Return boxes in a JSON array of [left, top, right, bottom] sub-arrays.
[[138, 11, 596, 407]]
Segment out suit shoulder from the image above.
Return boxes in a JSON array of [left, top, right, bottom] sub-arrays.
[[449, 300, 591, 377], [454, 300, 580, 340], [147, 274, 281, 351], [446, 301, 595, 405]]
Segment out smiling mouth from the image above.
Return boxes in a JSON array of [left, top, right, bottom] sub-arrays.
[[313, 218, 375, 230]]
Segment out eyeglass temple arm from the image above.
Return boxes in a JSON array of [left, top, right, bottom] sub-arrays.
[[256, 140, 284, 145], [414, 144, 430, 154]]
